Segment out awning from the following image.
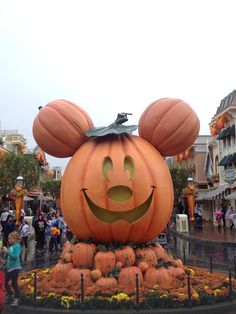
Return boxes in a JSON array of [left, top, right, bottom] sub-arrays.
[[200, 186, 227, 200], [217, 125, 235, 140], [218, 154, 236, 166], [218, 155, 229, 166], [196, 190, 210, 201], [225, 191, 236, 200], [23, 196, 34, 201]]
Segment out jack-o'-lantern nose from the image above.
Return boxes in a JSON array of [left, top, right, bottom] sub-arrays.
[[107, 185, 133, 201]]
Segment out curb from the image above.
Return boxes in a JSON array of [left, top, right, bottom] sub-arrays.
[[169, 228, 236, 246], [4, 300, 236, 314]]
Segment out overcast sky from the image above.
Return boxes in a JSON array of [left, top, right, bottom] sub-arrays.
[[1, 0, 236, 171]]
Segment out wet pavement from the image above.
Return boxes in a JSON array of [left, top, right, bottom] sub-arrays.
[[168, 221, 236, 272], [173, 221, 236, 244]]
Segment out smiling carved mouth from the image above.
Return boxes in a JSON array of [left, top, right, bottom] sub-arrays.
[[81, 186, 156, 224]]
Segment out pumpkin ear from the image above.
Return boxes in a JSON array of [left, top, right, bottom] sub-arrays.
[[138, 98, 200, 156], [32, 99, 94, 158]]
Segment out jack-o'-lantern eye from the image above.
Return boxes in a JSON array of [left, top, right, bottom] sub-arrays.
[[124, 156, 135, 181], [103, 157, 113, 182]]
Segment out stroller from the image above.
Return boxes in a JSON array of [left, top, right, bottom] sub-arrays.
[[194, 213, 202, 229]]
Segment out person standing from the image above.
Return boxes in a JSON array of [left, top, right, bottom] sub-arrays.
[[19, 219, 30, 250], [220, 204, 227, 228], [3, 231, 21, 307], [3, 216, 16, 248], [49, 224, 60, 254], [0, 208, 9, 235], [226, 206, 235, 230], [33, 213, 47, 251]]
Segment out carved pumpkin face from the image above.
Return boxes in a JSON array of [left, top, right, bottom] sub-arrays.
[[61, 134, 173, 244]]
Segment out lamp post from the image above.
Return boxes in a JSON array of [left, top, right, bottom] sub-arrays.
[[12, 175, 26, 226], [182, 177, 198, 221]]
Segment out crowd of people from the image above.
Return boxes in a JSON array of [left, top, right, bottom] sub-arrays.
[[0, 203, 73, 309], [171, 201, 236, 232]]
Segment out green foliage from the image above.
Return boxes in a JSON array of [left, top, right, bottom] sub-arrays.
[[0, 153, 39, 195], [169, 165, 191, 202], [40, 178, 61, 199]]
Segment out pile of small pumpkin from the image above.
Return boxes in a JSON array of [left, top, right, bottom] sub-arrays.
[[51, 239, 185, 291], [19, 239, 186, 297], [18, 239, 236, 309]]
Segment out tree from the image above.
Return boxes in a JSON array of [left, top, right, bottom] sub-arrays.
[[0, 152, 39, 195], [169, 164, 191, 203], [41, 178, 61, 200]]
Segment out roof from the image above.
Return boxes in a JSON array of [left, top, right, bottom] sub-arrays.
[[197, 186, 227, 200], [213, 90, 236, 118], [225, 191, 236, 200]]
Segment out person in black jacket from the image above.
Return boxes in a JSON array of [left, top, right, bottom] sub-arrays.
[[3, 215, 16, 247], [32, 213, 47, 251]]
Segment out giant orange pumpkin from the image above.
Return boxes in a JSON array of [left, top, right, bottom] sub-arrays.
[[138, 98, 200, 156], [61, 134, 173, 244], [32, 99, 93, 157]]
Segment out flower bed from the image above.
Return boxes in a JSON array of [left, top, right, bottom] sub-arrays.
[[18, 240, 236, 310]]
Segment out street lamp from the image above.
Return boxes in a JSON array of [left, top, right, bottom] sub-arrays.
[[182, 177, 198, 221], [13, 175, 26, 226], [16, 175, 24, 187]]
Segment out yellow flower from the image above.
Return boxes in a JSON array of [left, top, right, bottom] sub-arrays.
[[42, 268, 51, 274], [110, 293, 130, 302], [186, 268, 195, 276], [160, 294, 168, 298], [213, 289, 221, 296], [178, 293, 186, 300], [192, 290, 199, 300], [48, 292, 55, 298], [60, 296, 77, 309], [36, 296, 42, 300], [27, 285, 34, 293]]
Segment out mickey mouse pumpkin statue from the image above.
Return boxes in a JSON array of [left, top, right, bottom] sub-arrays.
[[33, 98, 199, 244]]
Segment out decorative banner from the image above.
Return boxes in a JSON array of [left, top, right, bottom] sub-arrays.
[[182, 182, 198, 221], [216, 115, 225, 130], [210, 122, 219, 136], [11, 185, 27, 226], [210, 114, 227, 135]]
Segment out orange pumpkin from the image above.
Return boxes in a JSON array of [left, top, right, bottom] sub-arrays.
[[144, 267, 172, 286], [138, 261, 149, 273], [61, 134, 173, 243], [118, 266, 143, 287], [64, 252, 72, 263], [32, 99, 93, 157], [95, 277, 118, 289], [60, 241, 74, 259], [90, 269, 102, 281], [173, 259, 184, 268], [114, 246, 135, 267], [72, 242, 96, 268], [65, 268, 92, 287], [52, 262, 74, 282], [135, 248, 157, 268], [138, 98, 200, 156], [116, 261, 123, 269], [94, 251, 116, 275], [151, 243, 167, 260]]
